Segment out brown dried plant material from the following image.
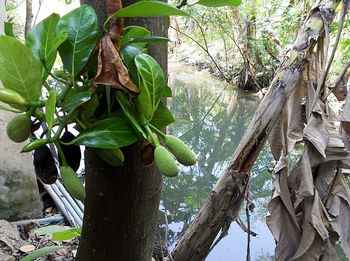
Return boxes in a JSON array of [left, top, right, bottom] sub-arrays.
[[94, 36, 139, 95], [105, 0, 123, 51]]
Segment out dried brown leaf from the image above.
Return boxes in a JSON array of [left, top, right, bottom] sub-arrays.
[[327, 171, 350, 257], [94, 36, 139, 94]]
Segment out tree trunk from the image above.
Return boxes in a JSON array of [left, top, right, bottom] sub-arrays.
[[76, 1, 168, 260], [172, 1, 340, 260]]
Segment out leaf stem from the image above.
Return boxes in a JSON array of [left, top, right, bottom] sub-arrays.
[[53, 108, 77, 141], [149, 124, 166, 139], [144, 124, 160, 147], [55, 140, 67, 166]]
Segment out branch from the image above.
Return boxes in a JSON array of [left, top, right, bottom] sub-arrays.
[[170, 25, 230, 82], [171, 1, 341, 260], [24, 0, 33, 35]]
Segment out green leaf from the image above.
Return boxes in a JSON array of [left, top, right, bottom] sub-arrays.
[[162, 85, 172, 97], [46, 90, 56, 131], [121, 26, 150, 49], [0, 36, 42, 101], [22, 246, 64, 261], [129, 35, 169, 45], [95, 148, 124, 167], [35, 225, 71, 236], [0, 104, 22, 113], [135, 53, 165, 123], [26, 13, 67, 81], [51, 228, 81, 241], [120, 45, 142, 85], [104, 1, 189, 29], [61, 91, 91, 112], [69, 116, 138, 149], [57, 5, 99, 77], [82, 93, 98, 124], [4, 22, 15, 37], [150, 103, 175, 129], [116, 91, 146, 138], [196, 0, 241, 7]]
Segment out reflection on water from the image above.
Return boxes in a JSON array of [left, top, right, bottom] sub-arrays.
[[163, 62, 275, 260]]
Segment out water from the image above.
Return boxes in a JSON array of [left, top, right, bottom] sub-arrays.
[[163, 62, 276, 261]]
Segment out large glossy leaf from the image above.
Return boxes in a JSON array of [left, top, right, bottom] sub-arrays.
[[26, 14, 67, 81], [46, 90, 56, 131], [121, 26, 150, 49], [22, 246, 65, 261], [120, 45, 141, 85], [69, 116, 138, 149], [61, 91, 91, 112], [135, 53, 165, 122], [0, 36, 42, 101], [196, 0, 241, 7], [57, 5, 99, 77], [104, 1, 189, 28], [150, 102, 175, 129]]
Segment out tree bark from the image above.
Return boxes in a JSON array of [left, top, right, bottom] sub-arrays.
[[76, 1, 168, 260], [25, 0, 33, 35], [172, 1, 340, 260]]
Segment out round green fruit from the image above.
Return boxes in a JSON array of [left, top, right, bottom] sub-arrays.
[[6, 114, 32, 143], [154, 145, 179, 177], [164, 135, 196, 166]]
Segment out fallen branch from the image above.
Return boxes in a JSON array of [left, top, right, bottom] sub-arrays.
[[171, 1, 340, 260]]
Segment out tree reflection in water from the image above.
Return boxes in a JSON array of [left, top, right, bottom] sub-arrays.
[[160, 63, 274, 252]]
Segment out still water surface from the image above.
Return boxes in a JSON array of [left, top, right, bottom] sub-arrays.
[[165, 62, 275, 261]]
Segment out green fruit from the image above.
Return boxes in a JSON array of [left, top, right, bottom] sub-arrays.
[[6, 114, 32, 143], [60, 166, 86, 201], [0, 88, 27, 110], [21, 138, 49, 153], [154, 146, 179, 177], [164, 135, 196, 166]]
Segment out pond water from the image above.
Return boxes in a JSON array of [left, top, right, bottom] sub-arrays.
[[164, 62, 276, 261]]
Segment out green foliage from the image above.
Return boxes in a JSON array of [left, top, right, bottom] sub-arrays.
[[26, 13, 68, 81], [104, 0, 189, 28], [56, 5, 99, 77], [150, 103, 175, 129], [22, 246, 65, 261], [4, 22, 15, 37], [196, 0, 241, 7], [45, 90, 57, 131], [121, 26, 151, 50], [70, 116, 138, 149], [0, 36, 42, 101], [135, 53, 165, 123], [0, 2, 198, 202], [61, 91, 91, 112], [96, 148, 124, 167]]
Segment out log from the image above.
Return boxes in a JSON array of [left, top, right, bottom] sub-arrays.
[[171, 1, 340, 260]]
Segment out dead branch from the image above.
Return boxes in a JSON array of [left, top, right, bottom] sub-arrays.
[[171, 1, 341, 260]]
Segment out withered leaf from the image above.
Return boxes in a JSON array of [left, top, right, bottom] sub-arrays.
[[94, 36, 139, 94]]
